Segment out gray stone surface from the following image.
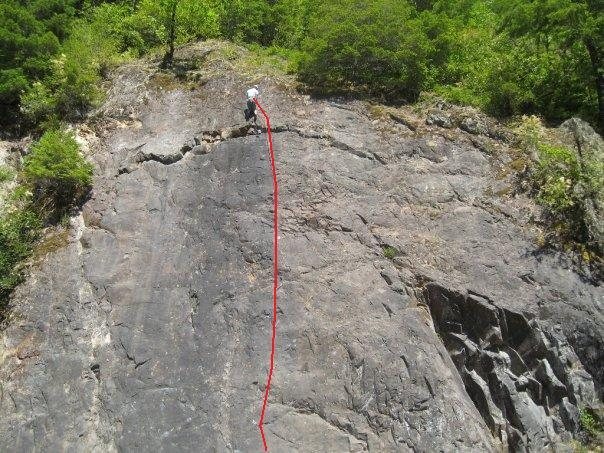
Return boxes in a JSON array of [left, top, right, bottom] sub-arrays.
[[0, 42, 602, 452], [426, 112, 453, 129]]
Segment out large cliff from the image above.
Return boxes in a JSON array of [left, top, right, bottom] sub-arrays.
[[1, 42, 602, 452]]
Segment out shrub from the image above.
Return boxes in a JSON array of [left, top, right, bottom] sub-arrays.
[[24, 129, 93, 213], [133, 0, 221, 66], [0, 69, 29, 107], [19, 17, 120, 126], [579, 407, 603, 440], [0, 207, 42, 308], [298, 0, 431, 102], [0, 2, 61, 126], [533, 144, 581, 217], [271, 0, 313, 49], [20, 80, 59, 128], [514, 115, 545, 151], [217, 0, 273, 44], [517, 122, 604, 256], [53, 21, 117, 119]]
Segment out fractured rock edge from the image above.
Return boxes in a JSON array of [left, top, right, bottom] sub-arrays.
[[421, 281, 599, 451], [117, 122, 389, 176]]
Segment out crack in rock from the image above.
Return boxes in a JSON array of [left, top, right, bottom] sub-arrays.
[[117, 122, 385, 177]]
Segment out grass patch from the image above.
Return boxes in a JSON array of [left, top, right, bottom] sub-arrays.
[[208, 41, 299, 88], [580, 408, 603, 439], [0, 166, 14, 183], [367, 104, 390, 120], [495, 186, 513, 197], [509, 157, 528, 172], [383, 245, 399, 260], [148, 72, 182, 92]]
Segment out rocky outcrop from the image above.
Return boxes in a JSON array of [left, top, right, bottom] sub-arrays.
[[423, 283, 597, 450], [423, 102, 514, 144], [0, 41, 601, 452]]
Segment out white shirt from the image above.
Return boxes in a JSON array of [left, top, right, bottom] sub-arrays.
[[246, 87, 259, 100]]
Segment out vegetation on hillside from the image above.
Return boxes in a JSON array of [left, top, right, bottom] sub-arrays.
[[0, 199, 42, 309], [514, 115, 603, 264], [24, 129, 93, 216], [578, 407, 604, 447], [1, 0, 602, 133], [0, 130, 92, 316]]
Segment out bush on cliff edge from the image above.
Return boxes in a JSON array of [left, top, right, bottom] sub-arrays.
[[0, 129, 92, 316], [23, 129, 93, 218]]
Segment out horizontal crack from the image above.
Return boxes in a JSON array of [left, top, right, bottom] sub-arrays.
[[116, 121, 384, 177], [270, 124, 386, 164]]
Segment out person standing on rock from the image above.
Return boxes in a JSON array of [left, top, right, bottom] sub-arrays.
[[245, 85, 260, 134]]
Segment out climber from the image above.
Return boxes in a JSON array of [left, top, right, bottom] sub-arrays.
[[245, 85, 261, 134]]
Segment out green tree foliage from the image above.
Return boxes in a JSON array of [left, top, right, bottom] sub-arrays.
[[298, 0, 431, 102], [217, 0, 273, 45], [426, 0, 499, 107], [85, 3, 150, 56], [24, 129, 93, 211], [0, 2, 60, 123], [408, 0, 603, 129], [134, 0, 219, 67], [20, 17, 119, 127], [29, 0, 77, 41], [1, 0, 602, 132], [496, 0, 603, 128], [271, 0, 314, 49], [0, 69, 29, 107]]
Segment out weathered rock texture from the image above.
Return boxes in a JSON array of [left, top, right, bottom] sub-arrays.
[[0, 42, 602, 452]]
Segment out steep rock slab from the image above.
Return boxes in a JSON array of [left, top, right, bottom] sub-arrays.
[[1, 43, 602, 451]]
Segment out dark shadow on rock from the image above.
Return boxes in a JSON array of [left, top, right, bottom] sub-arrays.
[[421, 282, 600, 450], [523, 243, 602, 286]]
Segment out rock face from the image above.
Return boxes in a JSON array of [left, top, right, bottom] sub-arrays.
[[0, 42, 602, 452], [425, 284, 598, 450]]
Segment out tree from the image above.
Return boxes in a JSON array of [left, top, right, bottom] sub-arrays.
[[271, 0, 314, 48], [217, 0, 272, 45], [0, 69, 29, 107], [24, 129, 93, 210], [163, 0, 178, 67], [298, 0, 431, 102], [0, 2, 61, 125], [29, 0, 77, 41], [136, 0, 219, 68], [500, 0, 603, 130]]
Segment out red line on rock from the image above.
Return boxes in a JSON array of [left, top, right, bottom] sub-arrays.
[[254, 98, 278, 452]]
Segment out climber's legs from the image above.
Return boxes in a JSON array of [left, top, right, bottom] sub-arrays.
[[246, 99, 260, 134]]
